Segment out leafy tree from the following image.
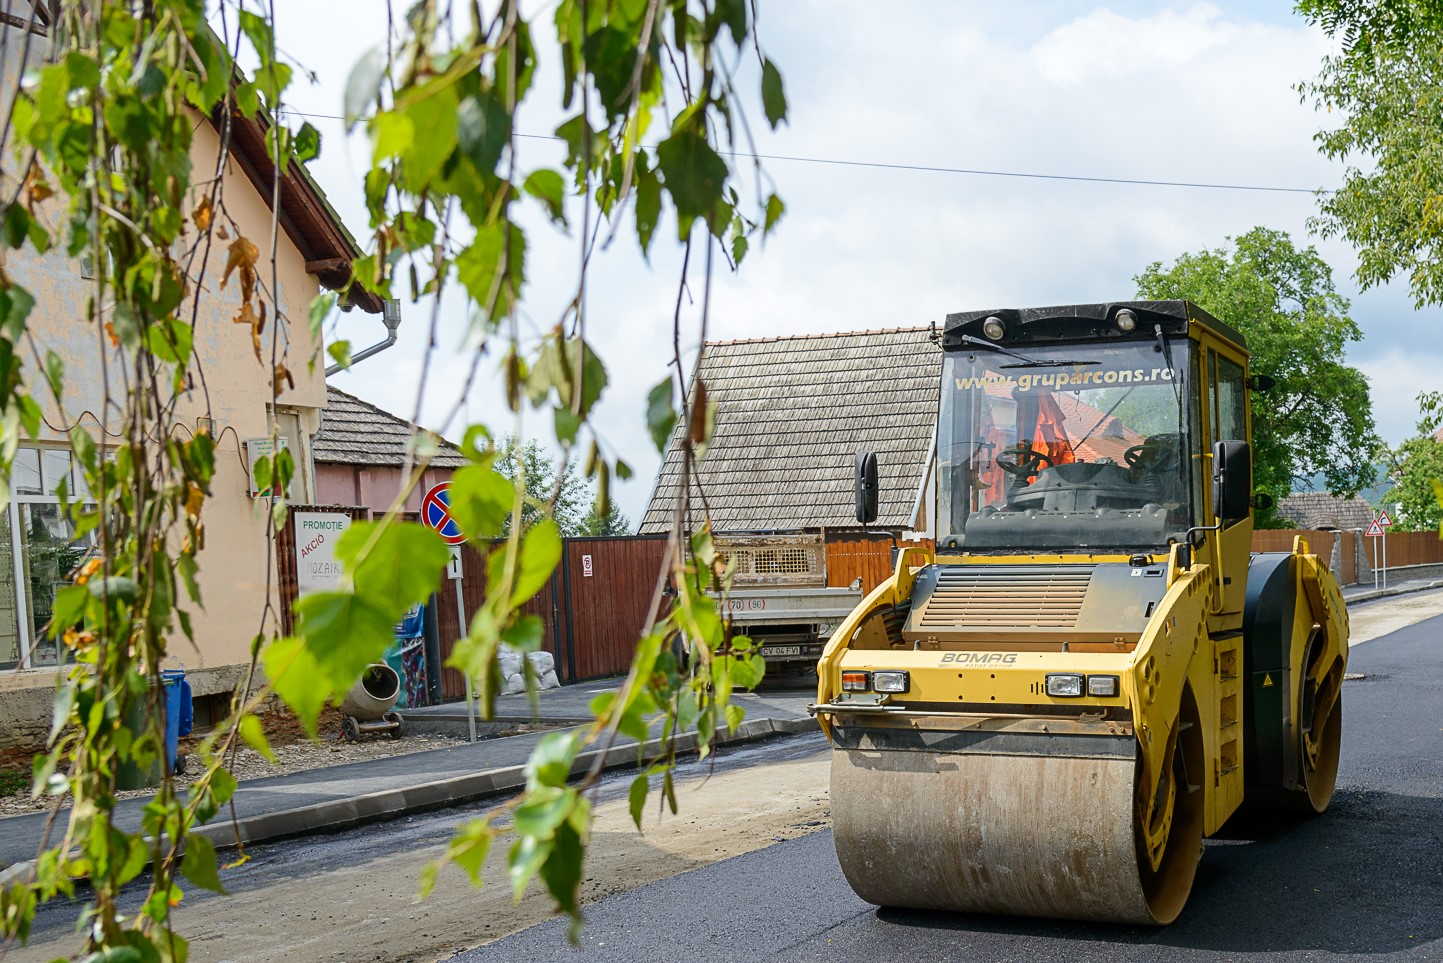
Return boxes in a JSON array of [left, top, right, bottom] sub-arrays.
[[494, 435, 587, 535], [0, 0, 783, 955], [1299, 0, 1443, 307], [1385, 392, 1443, 532], [1135, 227, 1380, 526], [579, 502, 634, 536]]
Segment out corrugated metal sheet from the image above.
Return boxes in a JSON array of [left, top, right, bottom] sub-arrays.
[[640, 328, 939, 533], [314, 386, 468, 469]]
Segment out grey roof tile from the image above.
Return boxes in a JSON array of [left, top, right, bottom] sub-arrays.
[[640, 327, 938, 534], [1277, 491, 1375, 531], [314, 386, 467, 469]]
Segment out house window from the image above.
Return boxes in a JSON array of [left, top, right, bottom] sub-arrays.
[[1, 446, 98, 671]]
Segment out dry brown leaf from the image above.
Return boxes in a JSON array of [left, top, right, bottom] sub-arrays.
[[104, 321, 119, 348], [220, 236, 259, 304], [234, 302, 263, 363], [273, 363, 294, 397], [217, 224, 229, 240], [23, 163, 53, 210], [184, 482, 205, 518], [689, 378, 709, 443], [193, 196, 213, 232]]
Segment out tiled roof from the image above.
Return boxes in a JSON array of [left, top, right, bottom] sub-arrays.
[[639, 328, 940, 533], [314, 386, 466, 468], [1278, 491, 1375, 531]]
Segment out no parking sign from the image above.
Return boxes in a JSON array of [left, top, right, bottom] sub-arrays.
[[421, 481, 467, 546]]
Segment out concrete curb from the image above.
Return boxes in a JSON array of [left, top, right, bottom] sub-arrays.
[[1344, 579, 1443, 607], [0, 716, 820, 885]]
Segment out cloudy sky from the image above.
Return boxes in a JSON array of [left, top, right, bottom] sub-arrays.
[[255, 1, 1436, 523]]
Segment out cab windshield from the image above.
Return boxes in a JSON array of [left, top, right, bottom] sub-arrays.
[[937, 340, 1196, 552]]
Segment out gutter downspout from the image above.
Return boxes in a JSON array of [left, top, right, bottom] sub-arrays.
[[326, 298, 401, 375]]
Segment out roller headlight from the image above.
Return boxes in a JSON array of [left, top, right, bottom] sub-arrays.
[[1045, 673, 1085, 698], [872, 670, 910, 694], [841, 671, 870, 692], [1115, 308, 1138, 333], [982, 316, 1006, 340], [1087, 674, 1120, 698]]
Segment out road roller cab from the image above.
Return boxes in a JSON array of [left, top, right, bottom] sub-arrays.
[[815, 300, 1348, 925]]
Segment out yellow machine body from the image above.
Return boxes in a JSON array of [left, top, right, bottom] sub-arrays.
[[816, 302, 1349, 924]]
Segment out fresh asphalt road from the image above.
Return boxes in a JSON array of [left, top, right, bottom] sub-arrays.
[[461, 610, 1443, 963]]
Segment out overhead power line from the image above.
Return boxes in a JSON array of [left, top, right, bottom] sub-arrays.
[[276, 106, 1329, 196]]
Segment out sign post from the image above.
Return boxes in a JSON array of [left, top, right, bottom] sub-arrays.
[[422, 481, 475, 743], [1377, 509, 1394, 589], [1365, 515, 1385, 591]]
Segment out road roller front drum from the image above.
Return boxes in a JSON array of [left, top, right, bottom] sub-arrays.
[[830, 692, 1205, 925]]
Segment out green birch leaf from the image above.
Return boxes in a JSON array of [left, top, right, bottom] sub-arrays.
[[656, 130, 728, 221], [627, 773, 648, 830], [337, 521, 449, 610], [513, 519, 562, 605], [523, 169, 567, 225], [457, 90, 512, 175], [449, 465, 512, 538], [764, 193, 785, 234], [646, 378, 676, 452], [345, 46, 388, 128], [635, 164, 661, 255], [761, 58, 787, 129], [295, 121, 321, 162], [180, 832, 226, 894]]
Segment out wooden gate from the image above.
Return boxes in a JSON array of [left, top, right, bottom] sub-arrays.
[[557, 536, 669, 682], [433, 535, 669, 701]]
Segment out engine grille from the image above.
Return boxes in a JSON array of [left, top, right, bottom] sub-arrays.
[[916, 565, 1094, 628]]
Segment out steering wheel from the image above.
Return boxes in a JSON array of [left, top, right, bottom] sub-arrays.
[[996, 444, 1054, 478], [1124, 439, 1180, 472]]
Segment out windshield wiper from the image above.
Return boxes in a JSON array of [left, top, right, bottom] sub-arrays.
[[959, 334, 1099, 368]]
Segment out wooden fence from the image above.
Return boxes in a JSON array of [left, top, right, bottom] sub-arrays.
[[1364, 529, 1443, 569], [825, 528, 1443, 591]]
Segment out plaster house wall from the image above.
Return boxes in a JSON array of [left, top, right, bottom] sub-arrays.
[[0, 29, 335, 747], [314, 464, 456, 515]]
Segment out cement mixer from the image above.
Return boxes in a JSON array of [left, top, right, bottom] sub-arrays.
[[814, 301, 1347, 924], [340, 663, 405, 741]]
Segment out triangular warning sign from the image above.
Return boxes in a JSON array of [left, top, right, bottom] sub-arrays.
[[1366, 518, 1384, 537], [1262, 674, 1274, 688], [1378, 508, 1394, 527]]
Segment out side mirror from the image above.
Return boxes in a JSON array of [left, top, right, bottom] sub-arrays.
[[1212, 440, 1251, 523], [1246, 373, 1276, 392], [1252, 491, 1274, 512], [854, 451, 879, 525]]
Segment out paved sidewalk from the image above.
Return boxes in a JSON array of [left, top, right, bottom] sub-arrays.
[[0, 683, 817, 876], [1342, 576, 1443, 605]]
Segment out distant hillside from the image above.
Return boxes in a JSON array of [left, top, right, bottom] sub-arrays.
[[1294, 467, 1395, 509]]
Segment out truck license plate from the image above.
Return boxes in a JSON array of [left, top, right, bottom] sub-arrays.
[[762, 645, 802, 657]]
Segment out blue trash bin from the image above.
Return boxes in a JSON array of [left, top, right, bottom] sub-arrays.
[[161, 669, 193, 775], [116, 669, 194, 789]]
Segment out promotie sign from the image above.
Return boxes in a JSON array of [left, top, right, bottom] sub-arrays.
[[295, 512, 351, 596]]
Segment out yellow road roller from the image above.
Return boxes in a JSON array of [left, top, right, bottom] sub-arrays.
[[814, 300, 1348, 924]]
